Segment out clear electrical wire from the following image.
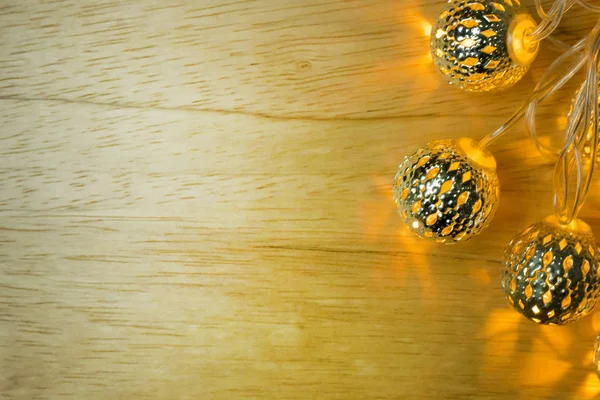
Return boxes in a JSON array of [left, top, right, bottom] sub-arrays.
[[530, 0, 575, 42], [530, 0, 600, 42], [553, 20, 600, 224], [477, 42, 586, 150], [576, 0, 600, 13], [478, 9, 600, 225], [476, 1, 600, 150]]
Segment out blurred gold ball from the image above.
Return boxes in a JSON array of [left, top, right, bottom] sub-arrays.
[[430, 0, 538, 92], [502, 216, 600, 325], [393, 138, 499, 244]]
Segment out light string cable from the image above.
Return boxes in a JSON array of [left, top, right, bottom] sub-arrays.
[[477, 37, 585, 150], [477, 1, 600, 150], [530, 0, 600, 50], [553, 19, 600, 224], [531, 0, 575, 43], [525, 35, 587, 157], [532, 0, 600, 41]]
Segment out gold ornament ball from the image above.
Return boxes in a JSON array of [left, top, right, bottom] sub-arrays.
[[502, 216, 600, 325], [430, 0, 539, 92], [393, 137, 500, 244]]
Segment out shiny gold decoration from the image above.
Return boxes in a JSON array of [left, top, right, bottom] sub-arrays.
[[430, 0, 538, 92], [502, 216, 600, 325], [393, 138, 499, 244]]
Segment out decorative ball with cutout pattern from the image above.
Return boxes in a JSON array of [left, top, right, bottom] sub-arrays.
[[393, 138, 499, 244], [502, 216, 600, 325], [430, 0, 539, 92]]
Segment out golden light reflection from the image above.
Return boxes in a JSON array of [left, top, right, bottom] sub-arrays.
[[359, 172, 437, 298], [522, 121, 570, 160], [376, 175, 394, 200], [585, 177, 600, 213], [591, 312, 600, 332], [484, 309, 521, 338], [421, 21, 432, 37], [393, 224, 435, 299], [520, 338, 570, 388], [539, 325, 572, 355], [507, 137, 552, 168], [585, 349, 595, 372], [481, 304, 600, 395], [352, 0, 600, 394], [481, 309, 521, 374], [484, 309, 599, 395], [580, 372, 600, 399], [469, 266, 490, 287], [557, 115, 568, 131]]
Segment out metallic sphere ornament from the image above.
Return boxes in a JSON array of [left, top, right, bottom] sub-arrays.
[[393, 137, 500, 244], [430, 0, 539, 92], [502, 216, 600, 325]]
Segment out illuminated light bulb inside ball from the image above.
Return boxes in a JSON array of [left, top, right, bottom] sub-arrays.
[[501, 216, 600, 325], [393, 138, 500, 244], [430, 0, 539, 92]]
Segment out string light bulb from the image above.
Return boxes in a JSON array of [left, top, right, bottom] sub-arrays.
[[393, 137, 499, 243], [430, 0, 539, 92], [501, 216, 600, 325]]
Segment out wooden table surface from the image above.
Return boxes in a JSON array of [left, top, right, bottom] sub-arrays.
[[3, 1, 600, 399]]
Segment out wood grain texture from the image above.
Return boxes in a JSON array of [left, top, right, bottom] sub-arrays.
[[3, 1, 600, 399]]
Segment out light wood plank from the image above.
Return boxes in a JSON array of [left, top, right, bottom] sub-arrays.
[[3, 1, 600, 399], [0, 0, 589, 118]]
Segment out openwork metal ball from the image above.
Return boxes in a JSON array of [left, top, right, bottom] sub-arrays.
[[430, 0, 539, 92], [393, 138, 499, 244], [502, 217, 600, 325]]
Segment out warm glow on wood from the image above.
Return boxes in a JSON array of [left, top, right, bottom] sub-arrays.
[[421, 21, 432, 37], [520, 339, 570, 387], [2, 0, 599, 398], [580, 373, 600, 399]]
